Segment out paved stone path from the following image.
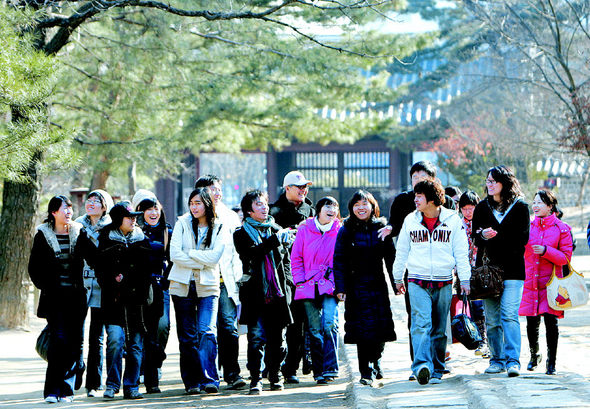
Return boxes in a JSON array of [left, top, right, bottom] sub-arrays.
[[3, 255, 590, 408]]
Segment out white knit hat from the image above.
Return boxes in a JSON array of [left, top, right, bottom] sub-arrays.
[[132, 189, 158, 211], [88, 189, 114, 212]]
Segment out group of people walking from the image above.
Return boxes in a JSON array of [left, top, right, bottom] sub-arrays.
[[29, 161, 576, 402]]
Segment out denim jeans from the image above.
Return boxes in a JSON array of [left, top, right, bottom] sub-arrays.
[[104, 325, 143, 392], [105, 325, 125, 392], [217, 283, 240, 382], [484, 280, 524, 369], [44, 308, 83, 398], [282, 301, 305, 377], [84, 307, 105, 390], [247, 312, 287, 383], [471, 300, 485, 322], [302, 295, 339, 379], [408, 283, 452, 378], [172, 282, 219, 390], [142, 288, 171, 388]]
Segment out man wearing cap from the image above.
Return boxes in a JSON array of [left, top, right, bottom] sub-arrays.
[[270, 171, 315, 230], [270, 171, 315, 384], [194, 175, 246, 390]]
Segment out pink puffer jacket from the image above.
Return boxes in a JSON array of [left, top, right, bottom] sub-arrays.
[[291, 217, 341, 300], [519, 213, 573, 318]]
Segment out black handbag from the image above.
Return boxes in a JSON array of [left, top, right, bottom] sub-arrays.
[[451, 294, 482, 350], [470, 249, 503, 299], [35, 324, 50, 361]]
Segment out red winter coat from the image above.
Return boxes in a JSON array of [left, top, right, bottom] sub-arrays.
[[519, 213, 573, 318]]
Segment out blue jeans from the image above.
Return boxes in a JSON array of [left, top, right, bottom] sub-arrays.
[[172, 282, 219, 390], [105, 325, 144, 393], [302, 295, 339, 379], [247, 313, 287, 383], [158, 290, 171, 352], [484, 280, 524, 369], [143, 289, 170, 388], [84, 307, 105, 390], [408, 283, 452, 378], [217, 283, 240, 382]]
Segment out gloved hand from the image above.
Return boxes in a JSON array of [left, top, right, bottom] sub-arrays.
[[277, 228, 295, 245]]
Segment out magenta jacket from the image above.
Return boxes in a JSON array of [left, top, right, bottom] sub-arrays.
[[519, 213, 573, 318], [291, 217, 342, 300]]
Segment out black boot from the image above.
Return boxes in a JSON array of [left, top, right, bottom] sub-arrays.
[[526, 317, 542, 371], [527, 349, 542, 371], [373, 360, 383, 380], [545, 314, 558, 375]]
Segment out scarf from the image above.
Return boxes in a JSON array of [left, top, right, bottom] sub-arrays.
[[314, 217, 334, 234], [108, 226, 145, 244], [463, 217, 477, 266], [78, 214, 111, 246], [243, 216, 284, 303]]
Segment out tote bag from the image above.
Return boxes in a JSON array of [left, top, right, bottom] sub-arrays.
[[451, 294, 482, 350], [546, 261, 588, 311], [35, 325, 50, 362]]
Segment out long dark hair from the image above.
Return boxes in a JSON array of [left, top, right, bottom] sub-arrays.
[[535, 189, 558, 215], [44, 195, 72, 229], [487, 165, 522, 211], [188, 188, 216, 248], [136, 197, 167, 228], [344, 190, 379, 228]]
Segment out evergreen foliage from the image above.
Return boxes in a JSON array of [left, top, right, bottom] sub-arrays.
[[0, 5, 65, 181]]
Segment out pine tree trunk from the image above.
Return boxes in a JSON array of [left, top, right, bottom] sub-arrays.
[[0, 153, 42, 329], [128, 162, 137, 196], [90, 169, 109, 191]]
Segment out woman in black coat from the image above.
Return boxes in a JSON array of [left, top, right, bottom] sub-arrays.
[[233, 189, 294, 394], [28, 195, 87, 403], [95, 201, 152, 400], [133, 192, 172, 394], [333, 190, 396, 386], [472, 165, 530, 377]]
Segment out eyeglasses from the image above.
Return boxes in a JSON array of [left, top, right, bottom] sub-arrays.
[[290, 184, 309, 190], [86, 199, 102, 205], [485, 179, 497, 186]]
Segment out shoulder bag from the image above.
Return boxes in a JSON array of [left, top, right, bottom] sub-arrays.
[[547, 260, 588, 310], [35, 324, 50, 361], [470, 248, 503, 299]]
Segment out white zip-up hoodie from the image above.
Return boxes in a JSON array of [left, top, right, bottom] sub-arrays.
[[392, 207, 471, 285], [215, 201, 243, 304]]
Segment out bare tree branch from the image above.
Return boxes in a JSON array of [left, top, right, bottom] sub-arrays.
[[189, 30, 296, 59], [73, 135, 155, 145], [37, 0, 297, 28], [60, 60, 106, 83], [294, 0, 391, 11], [260, 14, 399, 60]]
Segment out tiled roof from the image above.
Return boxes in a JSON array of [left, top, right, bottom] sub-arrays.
[[320, 54, 523, 126]]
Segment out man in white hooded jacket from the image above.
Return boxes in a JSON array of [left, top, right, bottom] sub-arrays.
[[392, 179, 471, 386]]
